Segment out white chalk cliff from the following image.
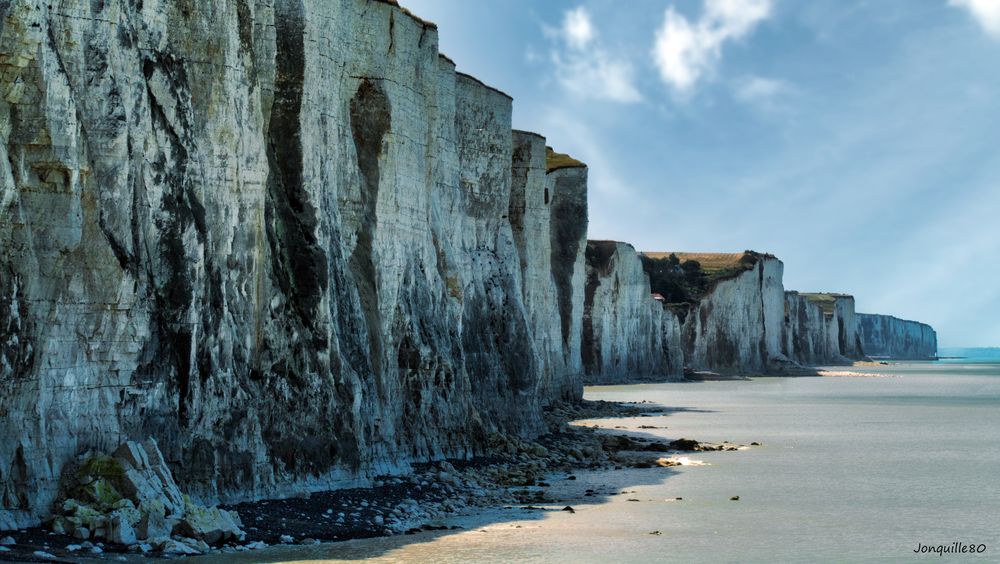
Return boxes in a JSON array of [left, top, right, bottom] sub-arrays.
[[782, 292, 862, 365], [581, 241, 683, 384], [858, 314, 937, 359], [676, 254, 785, 373], [0, 0, 588, 528], [0, 0, 939, 531]]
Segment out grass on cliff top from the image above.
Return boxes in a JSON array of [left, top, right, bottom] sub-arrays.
[[546, 146, 586, 173], [800, 293, 846, 315], [641, 251, 760, 281]]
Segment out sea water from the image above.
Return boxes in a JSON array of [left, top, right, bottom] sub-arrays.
[[203, 362, 1000, 563]]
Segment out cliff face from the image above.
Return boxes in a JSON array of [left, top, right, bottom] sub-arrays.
[[782, 292, 862, 365], [677, 255, 785, 373], [0, 0, 587, 528], [858, 314, 938, 359], [581, 241, 683, 384], [509, 131, 586, 402]]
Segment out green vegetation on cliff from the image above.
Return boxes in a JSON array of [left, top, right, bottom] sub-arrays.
[[639, 251, 763, 306]]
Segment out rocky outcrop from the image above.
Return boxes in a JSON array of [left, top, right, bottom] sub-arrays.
[[858, 314, 937, 359], [0, 0, 588, 528], [48, 440, 243, 549], [652, 253, 785, 374], [581, 241, 683, 384], [782, 292, 863, 365], [509, 131, 587, 402]]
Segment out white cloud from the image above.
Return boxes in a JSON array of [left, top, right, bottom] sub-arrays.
[[545, 7, 642, 103], [652, 0, 772, 92], [563, 7, 596, 50], [734, 75, 794, 111], [950, 0, 1000, 37]]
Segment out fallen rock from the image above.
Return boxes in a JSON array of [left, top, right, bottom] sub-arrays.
[[667, 438, 701, 451], [109, 511, 138, 545], [136, 500, 175, 539], [175, 499, 244, 545], [49, 440, 243, 547], [730, 496, 740, 501], [112, 441, 185, 517], [157, 538, 203, 555], [561, 506, 575, 513]]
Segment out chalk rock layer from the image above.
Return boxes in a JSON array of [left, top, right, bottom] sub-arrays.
[[0, 0, 587, 528], [581, 241, 683, 384], [858, 314, 938, 360], [782, 292, 863, 365], [678, 254, 785, 373]]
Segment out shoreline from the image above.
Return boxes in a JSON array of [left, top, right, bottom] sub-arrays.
[[0, 400, 752, 562]]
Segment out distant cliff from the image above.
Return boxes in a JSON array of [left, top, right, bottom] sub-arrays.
[[581, 241, 683, 384], [858, 314, 938, 359], [782, 292, 863, 365], [640, 252, 785, 374]]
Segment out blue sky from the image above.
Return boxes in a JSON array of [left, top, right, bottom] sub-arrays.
[[404, 0, 1000, 347]]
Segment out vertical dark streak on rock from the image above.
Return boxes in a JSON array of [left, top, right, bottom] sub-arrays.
[[235, 0, 257, 84], [581, 259, 600, 374], [581, 241, 615, 375], [0, 265, 34, 380], [265, 0, 327, 338], [98, 212, 138, 276], [758, 264, 767, 363], [549, 175, 586, 348], [349, 79, 391, 382], [142, 54, 206, 425], [837, 316, 846, 354], [387, 11, 395, 54]]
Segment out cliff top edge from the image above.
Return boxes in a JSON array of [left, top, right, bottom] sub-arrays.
[[455, 71, 513, 100], [377, 0, 438, 29], [546, 147, 587, 172], [640, 251, 777, 268]]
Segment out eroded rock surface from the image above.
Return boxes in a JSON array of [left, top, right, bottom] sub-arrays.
[[0, 0, 587, 528]]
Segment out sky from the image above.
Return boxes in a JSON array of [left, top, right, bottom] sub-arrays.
[[403, 0, 1000, 347]]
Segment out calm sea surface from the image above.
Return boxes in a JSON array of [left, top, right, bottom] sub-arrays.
[[204, 362, 1000, 563]]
